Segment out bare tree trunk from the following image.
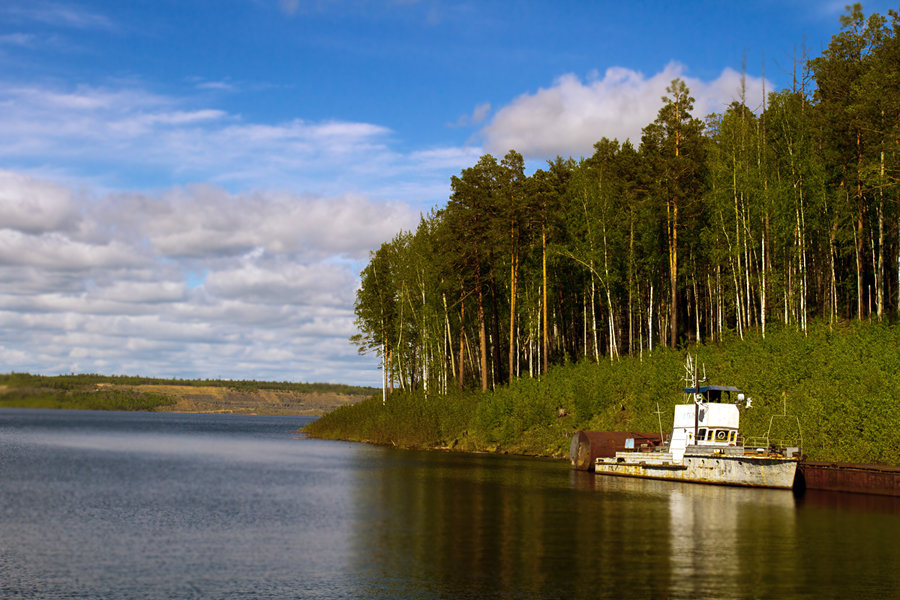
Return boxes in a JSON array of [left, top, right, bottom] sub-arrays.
[[856, 130, 865, 320], [508, 243, 518, 380], [628, 217, 634, 354], [601, 221, 617, 359], [591, 275, 600, 362], [582, 293, 588, 358], [648, 284, 654, 354], [854, 212, 863, 320], [489, 261, 502, 386], [716, 265, 723, 339], [458, 291, 465, 391], [443, 293, 456, 383], [382, 347, 388, 405], [760, 62, 769, 339], [421, 283, 428, 395], [877, 148, 885, 320], [389, 347, 395, 394], [761, 234, 767, 339], [476, 263, 488, 392], [542, 222, 549, 374], [667, 198, 678, 347], [693, 268, 700, 343]]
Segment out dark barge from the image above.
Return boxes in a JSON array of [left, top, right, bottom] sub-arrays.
[[569, 430, 663, 471], [797, 461, 900, 497]]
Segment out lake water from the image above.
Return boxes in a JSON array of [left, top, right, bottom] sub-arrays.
[[1, 409, 898, 599]]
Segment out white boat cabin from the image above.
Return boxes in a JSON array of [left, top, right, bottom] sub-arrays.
[[669, 385, 744, 462]]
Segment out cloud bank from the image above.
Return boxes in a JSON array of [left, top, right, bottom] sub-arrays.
[[0, 170, 418, 384], [481, 62, 770, 159]]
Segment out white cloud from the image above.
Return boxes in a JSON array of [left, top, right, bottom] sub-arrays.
[[409, 146, 483, 171], [0, 170, 80, 233], [203, 259, 356, 307], [112, 184, 414, 259], [451, 102, 491, 127], [481, 62, 771, 159], [0, 33, 35, 46], [0, 230, 145, 270], [2, 2, 116, 31], [0, 169, 418, 385], [279, 0, 301, 15]]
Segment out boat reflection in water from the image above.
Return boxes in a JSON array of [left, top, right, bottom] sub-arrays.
[[665, 480, 798, 597], [577, 475, 802, 598], [347, 448, 813, 599]]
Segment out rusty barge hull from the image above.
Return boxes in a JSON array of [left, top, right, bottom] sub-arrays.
[[569, 430, 663, 471], [798, 461, 900, 497], [594, 451, 798, 489]]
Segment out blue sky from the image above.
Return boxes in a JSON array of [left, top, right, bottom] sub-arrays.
[[0, 0, 896, 385]]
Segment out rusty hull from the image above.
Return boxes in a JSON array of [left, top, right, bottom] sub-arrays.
[[594, 452, 798, 489], [798, 461, 900, 497]]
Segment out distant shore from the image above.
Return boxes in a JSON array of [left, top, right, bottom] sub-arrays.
[[145, 384, 362, 416], [0, 374, 373, 416]]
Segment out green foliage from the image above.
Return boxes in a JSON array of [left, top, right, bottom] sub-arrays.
[[309, 321, 900, 465], [303, 391, 480, 449]]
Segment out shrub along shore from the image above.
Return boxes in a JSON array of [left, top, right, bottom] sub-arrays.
[[305, 321, 900, 466]]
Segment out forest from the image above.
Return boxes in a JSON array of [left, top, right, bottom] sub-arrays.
[[351, 5, 900, 397]]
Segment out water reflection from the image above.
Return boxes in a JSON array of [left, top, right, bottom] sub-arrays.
[[349, 450, 576, 599], [665, 481, 798, 598], [4, 410, 898, 599], [351, 454, 815, 599]]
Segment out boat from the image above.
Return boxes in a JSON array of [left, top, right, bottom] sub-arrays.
[[591, 383, 800, 489]]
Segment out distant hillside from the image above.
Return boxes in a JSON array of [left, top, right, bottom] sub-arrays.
[[0, 374, 377, 415]]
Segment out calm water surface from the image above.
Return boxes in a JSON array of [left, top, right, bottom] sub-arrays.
[[1, 408, 898, 599]]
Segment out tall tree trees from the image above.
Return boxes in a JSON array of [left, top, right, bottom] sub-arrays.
[[641, 79, 707, 347], [350, 5, 900, 395], [352, 241, 398, 403]]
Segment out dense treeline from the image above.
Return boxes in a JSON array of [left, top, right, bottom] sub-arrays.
[[310, 321, 900, 465], [0, 373, 378, 395], [352, 5, 900, 395]]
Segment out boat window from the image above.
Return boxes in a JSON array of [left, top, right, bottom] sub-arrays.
[[714, 429, 729, 442], [698, 428, 707, 441], [729, 431, 737, 443]]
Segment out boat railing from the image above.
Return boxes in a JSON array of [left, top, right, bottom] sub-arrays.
[[742, 436, 802, 455], [743, 411, 803, 457]]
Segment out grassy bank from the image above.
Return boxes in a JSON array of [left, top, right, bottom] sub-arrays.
[[305, 321, 900, 466]]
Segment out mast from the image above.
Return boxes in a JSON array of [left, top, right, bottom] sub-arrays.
[[693, 368, 699, 446]]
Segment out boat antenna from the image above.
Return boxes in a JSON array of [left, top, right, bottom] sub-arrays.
[[682, 355, 705, 446], [655, 402, 665, 443], [682, 354, 707, 396]]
